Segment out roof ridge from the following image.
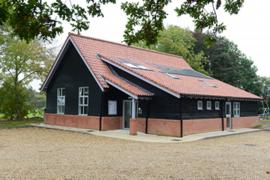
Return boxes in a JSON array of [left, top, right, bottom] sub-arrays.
[[68, 32, 185, 60]]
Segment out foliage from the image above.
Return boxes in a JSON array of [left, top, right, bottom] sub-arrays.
[[176, 0, 244, 34], [0, 26, 53, 120], [135, 26, 209, 74], [0, 0, 116, 41], [193, 33, 262, 95], [121, 0, 169, 46], [0, 28, 53, 85], [259, 76, 270, 108], [0, 78, 31, 120], [0, 0, 243, 45], [121, 0, 243, 45]]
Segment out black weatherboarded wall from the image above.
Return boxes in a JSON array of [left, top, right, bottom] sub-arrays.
[[45, 43, 102, 116]]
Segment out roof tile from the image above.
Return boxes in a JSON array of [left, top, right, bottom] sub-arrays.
[[69, 33, 261, 100]]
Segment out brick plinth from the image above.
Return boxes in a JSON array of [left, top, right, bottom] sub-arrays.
[[44, 113, 122, 131], [232, 116, 259, 129], [102, 116, 122, 130], [133, 118, 181, 137], [45, 113, 259, 136], [130, 119, 137, 135], [183, 118, 222, 136], [132, 116, 259, 137]]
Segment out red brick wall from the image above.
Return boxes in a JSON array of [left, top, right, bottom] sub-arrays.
[[45, 113, 259, 136], [44, 113, 122, 130], [183, 118, 222, 136], [232, 116, 259, 129], [131, 116, 259, 137], [102, 116, 122, 130], [132, 118, 181, 137]]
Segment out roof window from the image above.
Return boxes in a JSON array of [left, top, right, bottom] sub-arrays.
[[166, 73, 180, 79], [123, 62, 137, 68], [199, 79, 217, 88], [122, 62, 151, 71]]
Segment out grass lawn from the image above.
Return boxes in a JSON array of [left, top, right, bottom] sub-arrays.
[[0, 118, 43, 129]]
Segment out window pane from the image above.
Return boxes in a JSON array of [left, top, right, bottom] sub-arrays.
[[207, 101, 211, 110], [84, 88, 89, 95], [79, 106, 83, 114], [84, 97, 88, 105], [79, 97, 83, 105], [84, 106, 88, 114], [197, 101, 203, 110]]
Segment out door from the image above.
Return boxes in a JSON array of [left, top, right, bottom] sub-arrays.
[[225, 102, 232, 129], [123, 100, 132, 128]]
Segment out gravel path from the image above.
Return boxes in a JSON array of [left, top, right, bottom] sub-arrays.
[[0, 128, 269, 179]]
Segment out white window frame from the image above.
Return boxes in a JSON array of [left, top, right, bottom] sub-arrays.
[[206, 101, 212, 110], [78, 87, 89, 116], [215, 101, 220, 110], [108, 100, 117, 115], [57, 88, 65, 114], [233, 102, 240, 117], [197, 100, 203, 110]]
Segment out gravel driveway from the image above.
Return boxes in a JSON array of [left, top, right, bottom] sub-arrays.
[[0, 128, 269, 179]]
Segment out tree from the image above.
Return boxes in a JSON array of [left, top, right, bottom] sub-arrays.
[[0, 78, 31, 120], [0, 27, 53, 120], [135, 26, 209, 74], [0, 0, 244, 45], [259, 76, 270, 109], [194, 33, 261, 95]]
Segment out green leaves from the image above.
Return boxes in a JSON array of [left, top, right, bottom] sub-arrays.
[[0, 26, 53, 120], [0, 0, 244, 45], [175, 0, 227, 35], [1, 0, 116, 41], [122, 0, 170, 46]]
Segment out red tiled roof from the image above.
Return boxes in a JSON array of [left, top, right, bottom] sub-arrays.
[[67, 33, 261, 100]]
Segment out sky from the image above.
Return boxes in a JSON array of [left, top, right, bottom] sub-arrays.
[[33, 0, 270, 90]]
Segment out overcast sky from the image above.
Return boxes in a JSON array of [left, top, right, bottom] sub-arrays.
[[33, 0, 270, 90]]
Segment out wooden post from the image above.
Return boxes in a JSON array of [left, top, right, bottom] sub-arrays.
[[145, 100, 150, 134], [221, 100, 224, 131], [179, 98, 183, 137], [99, 92, 104, 131]]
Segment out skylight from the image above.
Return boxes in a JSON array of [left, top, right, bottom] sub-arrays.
[[123, 62, 137, 68], [136, 65, 150, 70], [122, 61, 151, 71], [166, 73, 180, 79], [199, 79, 217, 88], [155, 64, 211, 79]]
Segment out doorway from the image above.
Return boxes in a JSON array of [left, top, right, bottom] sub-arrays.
[[123, 100, 132, 128]]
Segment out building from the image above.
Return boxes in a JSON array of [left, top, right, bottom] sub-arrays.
[[41, 33, 261, 137]]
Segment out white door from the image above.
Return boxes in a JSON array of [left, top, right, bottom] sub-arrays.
[[225, 102, 232, 129]]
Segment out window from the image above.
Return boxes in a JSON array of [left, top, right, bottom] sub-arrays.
[[233, 102, 240, 117], [206, 101, 212, 110], [197, 100, 203, 110], [57, 88, 65, 114], [166, 73, 180, 79], [78, 87, 89, 115], [215, 101, 220, 110], [108, 100, 117, 115], [122, 62, 151, 71], [123, 62, 137, 68]]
